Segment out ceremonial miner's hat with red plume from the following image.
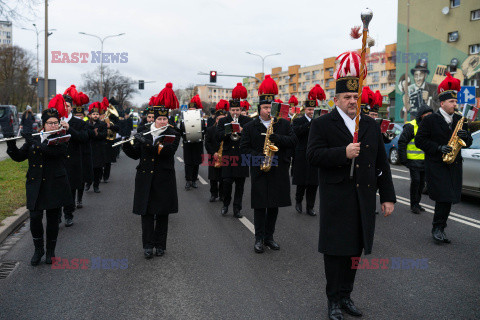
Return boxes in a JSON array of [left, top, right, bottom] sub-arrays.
[[72, 92, 90, 114], [370, 90, 383, 113], [288, 95, 299, 107], [215, 99, 229, 117], [188, 94, 203, 109], [258, 75, 278, 105], [437, 72, 461, 102], [334, 51, 367, 94], [360, 86, 375, 114], [63, 85, 79, 107], [88, 101, 102, 115], [152, 83, 179, 118], [230, 83, 248, 109], [44, 94, 66, 123], [240, 100, 250, 111], [305, 84, 326, 108]]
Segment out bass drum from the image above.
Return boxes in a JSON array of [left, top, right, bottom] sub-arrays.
[[183, 109, 203, 142]]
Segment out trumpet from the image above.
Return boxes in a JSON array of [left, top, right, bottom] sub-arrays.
[[231, 115, 240, 141], [112, 124, 173, 147], [0, 127, 66, 143]]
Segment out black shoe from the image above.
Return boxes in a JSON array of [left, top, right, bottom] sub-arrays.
[[221, 206, 228, 216], [94, 187, 100, 193], [417, 204, 426, 212], [31, 238, 44, 266], [144, 248, 153, 259], [233, 208, 243, 218], [103, 179, 109, 183], [76, 201, 83, 209], [84, 184, 91, 191], [295, 202, 302, 214], [219, 196, 224, 202], [306, 208, 316, 216], [375, 211, 379, 215], [340, 297, 362, 317], [185, 181, 192, 191], [441, 229, 451, 244], [264, 239, 280, 250], [254, 240, 265, 253], [432, 227, 444, 243], [155, 248, 165, 256], [209, 195, 216, 202], [192, 181, 198, 188], [65, 218, 74, 227], [411, 206, 421, 214], [45, 240, 57, 265], [328, 300, 344, 320]]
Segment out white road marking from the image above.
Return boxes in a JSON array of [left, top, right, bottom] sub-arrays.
[[239, 217, 255, 234], [176, 157, 184, 162], [391, 167, 409, 173], [197, 175, 208, 185], [392, 174, 410, 181]]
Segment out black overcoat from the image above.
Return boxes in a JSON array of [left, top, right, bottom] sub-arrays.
[[89, 120, 108, 169], [306, 108, 396, 256], [216, 114, 252, 178], [65, 116, 89, 189], [240, 117, 297, 209], [7, 134, 73, 211], [205, 125, 222, 181], [82, 120, 94, 184], [123, 126, 180, 216], [415, 111, 472, 204], [292, 115, 318, 186], [105, 122, 120, 163]]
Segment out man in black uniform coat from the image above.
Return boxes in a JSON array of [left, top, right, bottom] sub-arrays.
[[217, 91, 252, 218], [102, 101, 120, 182], [240, 75, 297, 253], [138, 107, 155, 133], [415, 73, 472, 243], [74, 105, 93, 209], [306, 52, 396, 320], [205, 109, 227, 202], [207, 108, 216, 128], [60, 92, 89, 227], [86, 102, 108, 193], [180, 95, 205, 190], [292, 85, 326, 216], [124, 109, 134, 138]]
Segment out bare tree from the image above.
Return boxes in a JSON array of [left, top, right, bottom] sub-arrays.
[[0, 0, 40, 21], [0, 45, 36, 110], [80, 66, 139, 105]]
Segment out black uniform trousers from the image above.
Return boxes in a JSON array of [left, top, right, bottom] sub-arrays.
[[295, 185, 318, 209], [433, 202, 452, 230], [93, 167, 103, 188], [103, 163, 111, 181], [185, 164, 199, 182], [141, 214, 169, 250], [30, 208, 60, 242], [210, 180, 224, 198], [253, 208, 278, 241], [76, 188, 84, 203], [223, 177, 245, 210], [324, 252, 362, 302], [409, 168, 425, 208], [63, 188, 77, 219]]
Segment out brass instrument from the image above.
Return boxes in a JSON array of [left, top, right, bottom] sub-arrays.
[[260, 118, 279, 172], [104, 104, 120, 141], [112, 124, 173, 147], [442, 113, 467, 164], [214, 141, 224, 168], [231, 115, 240, 141], [290, 106, 305, 121]]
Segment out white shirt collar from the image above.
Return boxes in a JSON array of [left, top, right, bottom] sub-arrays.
[[151, 123, 167, 139], [439, 108, 453, 124], [64, 113, 73, 123], [336, 106, 358, 136], [305, 114, 312, 122], [260, 117, 271, 129]]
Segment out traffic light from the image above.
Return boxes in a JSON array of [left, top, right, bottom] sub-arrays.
[[210, 71, 217, 83], [31, 77, 39, 85], [139, 80, 144, 90]]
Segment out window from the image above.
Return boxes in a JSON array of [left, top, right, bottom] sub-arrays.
[[472, 9, 480, 20], [469, 44, 480, 54], [451, 0, 460, 8], [448, 31, 459, 42], [326, 68, 333, 77], [312, 70, 320, 77], [381, 70, 387, 77], [367, 63, 373, 72], [381, 83, 387, 90], [292, 84, 297, 91]]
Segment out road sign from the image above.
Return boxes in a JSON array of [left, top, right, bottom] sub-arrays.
[[457, 86, 476, 105], [327, 99, 335, 108], [180, 104, 188, 111]]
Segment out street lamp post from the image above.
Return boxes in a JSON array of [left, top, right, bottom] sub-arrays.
[[245, 52, 281, 80], [78, 32, 126, 97]]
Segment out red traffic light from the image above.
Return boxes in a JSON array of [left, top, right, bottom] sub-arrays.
[[210, 71, 217, 83]]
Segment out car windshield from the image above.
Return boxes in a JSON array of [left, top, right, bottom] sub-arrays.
[[0, 107, 6, 118]]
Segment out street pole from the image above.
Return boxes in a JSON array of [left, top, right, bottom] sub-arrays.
[[43, 0, 48, 110], [246, 52, 281, 81], [403, 0, 411, 123]]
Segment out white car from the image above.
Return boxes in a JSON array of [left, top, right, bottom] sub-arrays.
[[461, 130, 480, 197]]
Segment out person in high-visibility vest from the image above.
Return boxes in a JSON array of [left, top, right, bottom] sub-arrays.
[[398, 104, 433, 214]]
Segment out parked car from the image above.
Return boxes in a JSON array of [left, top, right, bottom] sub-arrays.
[[461, 130, 480, 198], [0, 105, 20, 139], [32, 113, 42, 132], [384, 123, 403, 165]]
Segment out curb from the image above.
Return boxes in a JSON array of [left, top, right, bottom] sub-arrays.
[[0, 206, 29, 244]]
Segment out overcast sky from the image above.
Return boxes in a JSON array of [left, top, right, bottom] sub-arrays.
[[11, 0, 398, 106]]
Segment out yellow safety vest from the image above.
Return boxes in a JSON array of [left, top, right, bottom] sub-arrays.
[[406, 119, 425, 160]]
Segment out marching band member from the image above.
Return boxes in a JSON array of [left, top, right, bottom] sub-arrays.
[[180, 94, 205, 190], [216, 84, 252, 218], [292, 85, 325, 216], [306, 52, 395, 319], [415, 73, 472, 243], [367, 90, 382, 119], [74, 94, 92, 209], [86, 102, 108, 193], [101, 97, 120, 183], [240, 75, 297, 253], [60, 85, 89, 227], [360, 86, 374, 116], [6, 99, 73, 266], [138, 106, 155, 133], [205, 102, 228, 202], [123, 83, 180, 259]]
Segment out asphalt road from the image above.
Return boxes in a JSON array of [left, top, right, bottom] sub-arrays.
[[0, 150, 479, 320]]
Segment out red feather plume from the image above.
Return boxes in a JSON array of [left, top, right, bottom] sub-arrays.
[[48, 94, 68, 118], [189, 94, 203, 109], [437, 72, 461, 94], [155, 83, 179, 109], [258, 75, 278, 95], [77, 92, 90, 106], [361, 86, 374, 105], [373, 90, 383, 107], [350, 26, 361, 39], [240, 100, 250, 111], [63, 85, 80, 105], [308, 84, 326, 102], [216, 99, 229, 111], [100, 97, 109, 111], [232, 83, 248, 99], [288, 95, 299, 106], [275, 99, 283, 103]]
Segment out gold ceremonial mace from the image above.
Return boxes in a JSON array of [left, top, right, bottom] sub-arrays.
[[350, 8, 373, 179]]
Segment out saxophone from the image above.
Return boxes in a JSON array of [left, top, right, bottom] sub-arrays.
[[442, 112, 467, 164], [260, 118, 279, 172], [214, 141, 224, 168]]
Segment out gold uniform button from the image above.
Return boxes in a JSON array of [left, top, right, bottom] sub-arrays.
[[150, 171, 153, 173], [67, 155, 70, 158], [366, 145, 369, 148], [368, 164, 371, 168], [31, 178, 34, 180], [32, 165, 35, 167], [356, 184, 359, 187], [42, 178, 46, 181], [33, 151, 35, 154], [40, 165, 42, 168], [355, 164, 359, 168], [368, 184, 371, 187], [152, 159, 154, 162]]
